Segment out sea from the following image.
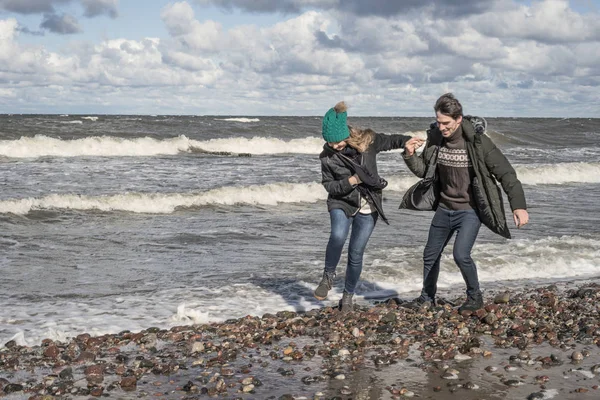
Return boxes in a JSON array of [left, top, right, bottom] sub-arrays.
[[1, 114, 599, 347]]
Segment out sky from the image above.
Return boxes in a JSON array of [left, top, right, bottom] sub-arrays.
[[0, 0, 599, 116]]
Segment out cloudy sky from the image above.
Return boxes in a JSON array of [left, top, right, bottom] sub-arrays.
[[0, 0, 599, 116]]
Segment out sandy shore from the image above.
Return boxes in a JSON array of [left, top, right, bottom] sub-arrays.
[[1, 279, 600, 400]]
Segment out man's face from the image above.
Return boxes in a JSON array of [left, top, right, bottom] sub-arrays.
[[436, 112, 462, 137], [328, 140, 347, 151]]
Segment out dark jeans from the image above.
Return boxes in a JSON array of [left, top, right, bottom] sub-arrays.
[[420, 207, 482, 302], [324, 208, 378, 294]]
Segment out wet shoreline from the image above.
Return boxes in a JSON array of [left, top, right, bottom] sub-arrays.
[[1, 280, 600, 399]]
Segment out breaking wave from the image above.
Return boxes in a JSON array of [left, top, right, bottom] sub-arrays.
[[0, 135, 324, 157]]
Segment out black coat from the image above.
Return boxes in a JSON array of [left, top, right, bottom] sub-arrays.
[[320, 133, 411, 223], [401, 116, 527, 238]]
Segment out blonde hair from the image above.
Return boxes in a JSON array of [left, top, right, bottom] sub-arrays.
[[347, 127, 375, 153]]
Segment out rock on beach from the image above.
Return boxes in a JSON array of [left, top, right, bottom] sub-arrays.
[[1, 282, 600, 399]]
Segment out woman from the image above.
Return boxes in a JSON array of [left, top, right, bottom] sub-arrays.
[[314, 101, 421, 313]]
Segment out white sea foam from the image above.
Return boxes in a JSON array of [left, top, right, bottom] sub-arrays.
[[192, 136, 324, 154], [61, 120, 83, 124], [214, 117, 260, 122], [515, 162, 600, 185], [2, 235, 598, 348], [81, 116, 99, 121], [364, 235, 600, 297], [0, 182, 328, 214], [0, 135, 324, 157]]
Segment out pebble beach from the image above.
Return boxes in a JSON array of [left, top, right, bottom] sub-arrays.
[[2, 279, 600, 400]]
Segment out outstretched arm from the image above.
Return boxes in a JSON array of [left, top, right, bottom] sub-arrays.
[[402, 138, 427, 178], [373, 133, 413, 152]]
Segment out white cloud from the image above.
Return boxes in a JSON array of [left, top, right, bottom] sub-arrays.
[[161, 2, 222, 52], [0, 0, 598, 116], [475, 0, 600, 43]]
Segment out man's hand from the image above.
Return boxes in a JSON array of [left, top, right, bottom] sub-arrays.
[[404, 137, 425, 156], [513, 209, 529, 228]]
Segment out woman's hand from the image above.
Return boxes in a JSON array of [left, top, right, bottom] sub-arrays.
[[348, 174, 362, 186], [405, 137, 425, 156]]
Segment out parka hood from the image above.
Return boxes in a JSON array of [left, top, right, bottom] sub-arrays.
[[426, 115, 488, 144]]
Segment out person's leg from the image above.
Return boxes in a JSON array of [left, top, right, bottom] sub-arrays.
[[315, 209, 352, 300], [343, 212, 378, 294], [452, 210, 482, 305], [324, 209, 352, 275], [420, 208, 454, 302]]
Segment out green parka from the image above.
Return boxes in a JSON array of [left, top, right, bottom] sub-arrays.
[[401, 116, 527, 239]]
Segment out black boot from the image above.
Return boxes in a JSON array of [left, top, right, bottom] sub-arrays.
[[339, 292, 354, 314], [458, 292, 483, 313], [314, 271, 335, 300]]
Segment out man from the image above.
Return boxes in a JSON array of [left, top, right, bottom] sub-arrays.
[[401, 93, 529, 312]]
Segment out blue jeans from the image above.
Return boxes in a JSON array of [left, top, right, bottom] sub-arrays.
[[324, 208, 378, 294], [420, 207, 482, 302]]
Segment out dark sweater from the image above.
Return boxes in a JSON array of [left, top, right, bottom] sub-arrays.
[[437, 126, 476, 210]]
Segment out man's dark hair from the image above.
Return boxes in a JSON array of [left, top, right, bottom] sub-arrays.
[[434, 93, 463, 119]]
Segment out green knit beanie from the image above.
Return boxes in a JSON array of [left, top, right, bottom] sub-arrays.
[[322, 101, 349, 143]]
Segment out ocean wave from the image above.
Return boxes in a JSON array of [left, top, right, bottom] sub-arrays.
[[214, 118, 260, 123], [1, 161, 598, 215], [0, 183, 328, 215], [81, 116, 99, 121], [515, 162, 600, 185], [0, 135, 324, 158], [367, 235, 600, 294]]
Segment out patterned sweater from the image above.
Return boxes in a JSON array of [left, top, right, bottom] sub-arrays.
[[437, 125, 476, 210]]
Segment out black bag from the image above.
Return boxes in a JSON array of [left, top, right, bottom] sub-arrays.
[[399, 148, 440, 211]]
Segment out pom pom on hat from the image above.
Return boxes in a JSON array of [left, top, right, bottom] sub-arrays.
[[322, 101, 350, 143]]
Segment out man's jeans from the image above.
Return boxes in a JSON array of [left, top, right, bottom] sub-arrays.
[[420, 207, 482, 302], [325, 208, 378, 294]]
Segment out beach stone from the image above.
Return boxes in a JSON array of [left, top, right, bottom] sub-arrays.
[[504, 379, 522, 387], [3, 383, 23, 394], [191, 342, 205, 353], [59, 367, 73, 380], [75, 351, 96, 362], [84, 365, 104, 384], [242, 384, 254, 393], [518, 350, 530, 360], [441, 372, 458, 380], [120, 376, 137, 391], [454, 353, 472, 361], [494, 292, 511, 304], [340, 386, 352, 395], [527, 393, 545, 400], [381, 311, 397, 323], [571, 351, 584, 361], [483, 313, 498, 325], [43, 345, 60, 358]]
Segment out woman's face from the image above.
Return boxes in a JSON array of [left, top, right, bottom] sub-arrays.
[[328, 140, 347, 151]]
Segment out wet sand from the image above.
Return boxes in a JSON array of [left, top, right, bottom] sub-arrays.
[[1, 280, 600, 399]]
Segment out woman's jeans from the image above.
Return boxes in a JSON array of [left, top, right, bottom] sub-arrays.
[[420, 207, 482, 302], [324, 208, 378, 294]]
